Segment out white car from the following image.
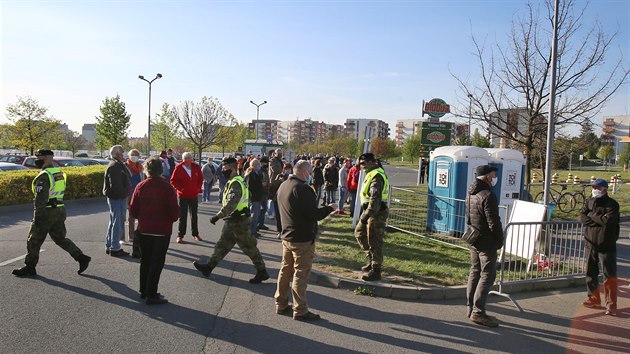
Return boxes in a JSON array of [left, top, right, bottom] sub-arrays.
[[0, 162, 29, 172]]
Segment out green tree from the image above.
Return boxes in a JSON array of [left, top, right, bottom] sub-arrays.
[[5, 96, 62, 155], [151, 102, 180, 151], [576, 120, 600, 159], [402, 134, 423, 161], [95, 95, 131, 148], [0, 124, 12, 148], [597, 145, 615, 169], [619, 143, 630, 170], [471, 129, 491, 148], [62, 130, 87, 157]]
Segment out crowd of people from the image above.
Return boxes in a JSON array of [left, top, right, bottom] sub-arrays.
[[10, 145, 620, 327]]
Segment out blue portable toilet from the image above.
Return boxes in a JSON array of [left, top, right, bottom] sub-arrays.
[[427, 146, 490, 235], [486, 148, 526, 224]]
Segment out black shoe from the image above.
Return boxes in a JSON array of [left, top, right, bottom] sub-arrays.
[[249, 269, 270, 284], [470, 313, 499, 328], [276, 306, 292, 315], [110, 249, 129, 257], [12, 266, 36, 277], [193, 261, 214, 277], [258, 225, 269, 231], [105, 249, 110, 255], [361, 263, 372, 272], [131, 253, 141, 259], [253, 232, 262, 239], [294, 311, 320, 321], [362, 268, 381, 281], [146, 294, 168, 305], [141, 293, 163, 300], [77, 254, 91, 274]]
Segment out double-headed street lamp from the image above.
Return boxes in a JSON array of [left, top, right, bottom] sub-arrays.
[[250, 100, 267, 141], [138, 73, 163, 157]]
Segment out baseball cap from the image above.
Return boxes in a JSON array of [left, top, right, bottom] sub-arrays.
[[590, 178, 608, 189]]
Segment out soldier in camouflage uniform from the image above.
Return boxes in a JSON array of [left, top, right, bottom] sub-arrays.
[[354, 153, 389, 281], [193, 157, 270, 284], [12, 149, 91, 277]]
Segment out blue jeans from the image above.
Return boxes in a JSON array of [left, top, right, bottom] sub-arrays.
[[338, 187, 347, 211], [203, 180, 212, 202], [250, 201, 261, 235], [106, 198, 127, 251]]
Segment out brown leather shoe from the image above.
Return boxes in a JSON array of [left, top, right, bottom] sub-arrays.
[[294, 311, 321, 321]]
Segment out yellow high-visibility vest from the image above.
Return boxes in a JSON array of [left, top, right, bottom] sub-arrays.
[[32, 167, 66, 207], [223, 176, 249, 211], [360, 167, 389, 204]]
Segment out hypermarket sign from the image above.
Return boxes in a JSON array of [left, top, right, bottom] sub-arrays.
[[422, 98, 450, 119]]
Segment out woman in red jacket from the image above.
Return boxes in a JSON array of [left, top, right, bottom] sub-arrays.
[[347, 162, 361, 216], [129, 157, 179, 305], [170, 152, 204, 244]]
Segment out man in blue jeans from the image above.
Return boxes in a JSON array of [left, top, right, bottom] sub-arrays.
[[103, 145, 132, 256]]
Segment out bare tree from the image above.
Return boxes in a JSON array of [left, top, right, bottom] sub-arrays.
[[172, 97, 232, 161], [452, 0, 629, 183]]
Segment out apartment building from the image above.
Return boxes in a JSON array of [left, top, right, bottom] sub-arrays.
[[601, 115, 630, 155], [344, 118, 389, 140]]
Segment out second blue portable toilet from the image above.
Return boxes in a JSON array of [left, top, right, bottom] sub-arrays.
[[427, 146, 490, 235]]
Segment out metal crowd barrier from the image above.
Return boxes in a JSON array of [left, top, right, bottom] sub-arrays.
[[490, 220, 586, 311]]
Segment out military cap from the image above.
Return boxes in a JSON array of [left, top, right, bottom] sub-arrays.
[[222, 157, 238, 165], [34, 149, 54, 157], [358, 153, 376, 162]]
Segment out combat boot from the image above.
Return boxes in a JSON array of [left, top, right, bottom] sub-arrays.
[[12, 265, 37, 277], [193, 261, 214, 278], [249, 269, 270, 284], [76, 254, 91, 275], [362, 266, 381, 281]]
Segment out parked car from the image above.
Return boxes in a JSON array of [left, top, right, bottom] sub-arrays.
[[22, 156, 85, 169], [77, 158, 110, 166], [76, 153, 89, 157], [0, 162, 29, 172], [0, 155, 28, 165]]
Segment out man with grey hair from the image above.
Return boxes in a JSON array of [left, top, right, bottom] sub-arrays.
[[275, 160, 336, 320], [103, 145, 132, 256], [170, 152, 203, 243]]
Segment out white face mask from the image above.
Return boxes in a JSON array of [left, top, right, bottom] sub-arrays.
[[130, 156, 140, 163], [591, 189, 605, 198], [491, 177, 498, 187]]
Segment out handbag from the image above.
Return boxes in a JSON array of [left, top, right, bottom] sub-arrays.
[[462, 194, 481, 245]]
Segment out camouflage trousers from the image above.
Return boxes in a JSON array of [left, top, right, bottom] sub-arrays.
[[354, 209, 389, 268], [25, 207, 82, 267], [208, 217, 266, 271]]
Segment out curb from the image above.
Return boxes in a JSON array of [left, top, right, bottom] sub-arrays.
[[309, 269, 586, 300], [0, 197, 107, 215]]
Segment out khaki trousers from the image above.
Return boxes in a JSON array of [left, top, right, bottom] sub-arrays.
[[274, 240, 316, 316]]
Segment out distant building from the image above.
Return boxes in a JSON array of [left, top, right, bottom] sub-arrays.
[[82, 123, 96, 144], [248, 119, 279, 141], [600, 115, 630, 157], [488, 108, 533, 148], [344, 118, 389, 140], [394, 119, 423, 147], [248, 118, 345, 145]]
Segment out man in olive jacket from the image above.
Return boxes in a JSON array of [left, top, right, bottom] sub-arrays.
[[580, 178, 620, 316], [465, 165, 503, 328]]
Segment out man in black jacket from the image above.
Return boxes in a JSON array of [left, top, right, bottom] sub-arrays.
[[275, 160, 336, 321], [245, 158, 263, 238], [580, 178, 620, 316], [465, 165, 503, 327], [103, 145, 132, 257]]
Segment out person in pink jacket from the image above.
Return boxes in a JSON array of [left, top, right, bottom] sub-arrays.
[[170, 152, 203, 244]]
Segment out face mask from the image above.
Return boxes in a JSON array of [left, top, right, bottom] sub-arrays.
[[491, 177, 498, 187], [130, 156, 139, 163], [34, 159, 45, 169], [222, 169, 232, 179], [591, 189, 604, 198], [305, 175, 313, 185]]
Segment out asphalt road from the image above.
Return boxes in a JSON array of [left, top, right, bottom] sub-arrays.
[[1, 168, 629, 353]]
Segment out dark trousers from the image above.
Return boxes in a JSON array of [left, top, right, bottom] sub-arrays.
[[178, 196, 199, 237], [139, 233, 171, 297], [585, 242, 617, 307], [272, 199, 282, 232], [258, 194, 269, 228], [466, 246, 497, 315]]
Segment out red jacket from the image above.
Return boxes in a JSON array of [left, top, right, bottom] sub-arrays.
[[347, 165, 361, 191], [170, 162, 203, 199], [129, 177, 179, 236]]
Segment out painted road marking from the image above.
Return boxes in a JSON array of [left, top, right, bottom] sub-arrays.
[[0, 250, 45, 266]]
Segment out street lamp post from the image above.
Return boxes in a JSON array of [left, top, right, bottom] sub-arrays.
[[467, 93, 473, 145], [250, 100, 267, 141], [138, 73, 163, 157]]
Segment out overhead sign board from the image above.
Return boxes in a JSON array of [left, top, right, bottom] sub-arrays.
[[422, 98, 450, 119], [419, 121, 452, 157]]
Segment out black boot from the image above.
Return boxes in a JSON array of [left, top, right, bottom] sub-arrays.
[[193, 261, 214, 278], [76, 254, 91, 275], [249, 269, 270, 284], [12, 265, 37, 277], [362, 267, 381, 281]]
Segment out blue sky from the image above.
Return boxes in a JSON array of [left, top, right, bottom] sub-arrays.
[[1, 0, 628, 137]]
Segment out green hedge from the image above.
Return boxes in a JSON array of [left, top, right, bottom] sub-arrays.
[[0, 165, 107, 206]]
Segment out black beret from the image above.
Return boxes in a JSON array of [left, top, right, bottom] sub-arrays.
[[358, 153, 376, 162], [222, 157, 237, 165], [34, 149, 54, 157], [476, 165, 498, 177]]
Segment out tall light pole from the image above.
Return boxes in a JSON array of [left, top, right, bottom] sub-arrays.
[[467, 93, 473, 145], [138, 73, 163, 157], [250, 100, 267, 141]]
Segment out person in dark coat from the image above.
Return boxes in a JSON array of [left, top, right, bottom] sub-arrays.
[[579, 178, 620, 316], [312, 158, 324, 205], [323, 157, 339, 205], [245, 159, 263, 238], [465, 165, 503, 328]]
